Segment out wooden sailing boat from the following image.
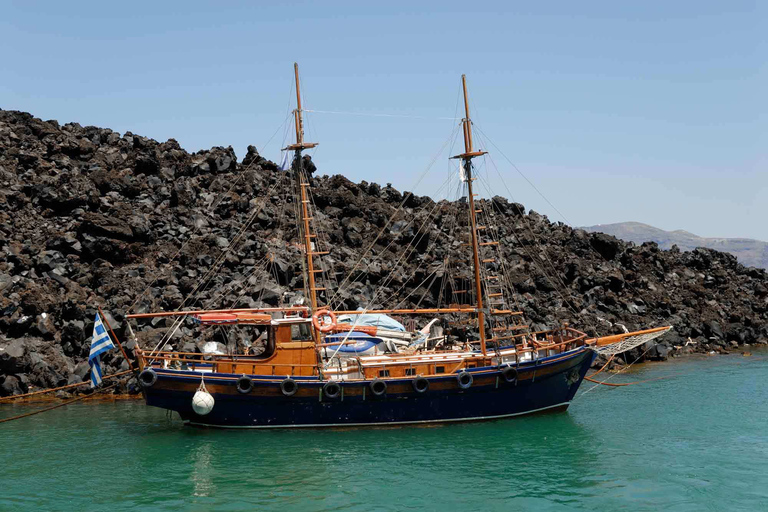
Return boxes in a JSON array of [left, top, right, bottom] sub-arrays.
[[128, 65, 670, 428]]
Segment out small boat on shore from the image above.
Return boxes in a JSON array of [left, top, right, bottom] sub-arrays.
[[126, 65, 670, 428]]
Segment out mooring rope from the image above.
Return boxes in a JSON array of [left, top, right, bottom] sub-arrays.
[[583, 374, 673, 387], [0, 370, 131, 403], [0, 383, 119, 424], [587, 354, 615, 378], [580, 343, 657, 395]]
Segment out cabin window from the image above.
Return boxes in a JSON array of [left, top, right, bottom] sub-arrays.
[[291, 322, 312, 341], [378, 370, 390, 377], [467, 364, 476, 369], [435, 366, 445, 374], [247, 327, 275, 359], [405, 368, 416, 376]]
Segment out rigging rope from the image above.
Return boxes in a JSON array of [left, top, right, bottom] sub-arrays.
[[471, 124, 661, 342], [127, 111, 292, 315], [146, 170, 288, 358], [304, 109, 459, 121], [185, 171, 288, 307], [588, 354, 615, 378], [133, 78, 298, 355], [580, 343, 658, 395], [473, 124, 570, 224], [363, 175, 458, 309], [327, 123, 462, 308], [472, 149, 603, 337], [473, 170, 593, 331], [301, 162, 343, 304]]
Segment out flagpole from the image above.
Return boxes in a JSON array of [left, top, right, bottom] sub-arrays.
[[97, 305, 135, 372]]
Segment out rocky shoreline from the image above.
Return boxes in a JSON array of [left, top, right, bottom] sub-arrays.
[[1, 109, 767, 397]]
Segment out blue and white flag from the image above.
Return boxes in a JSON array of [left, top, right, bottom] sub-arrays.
[[280, 151, 290, 171], [89, 313, 115, 387]]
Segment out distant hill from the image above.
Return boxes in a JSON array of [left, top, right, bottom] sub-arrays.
[[582, 222, 768, 269]]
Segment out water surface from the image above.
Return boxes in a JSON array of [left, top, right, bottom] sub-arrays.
[[3, 353, 767, 511]]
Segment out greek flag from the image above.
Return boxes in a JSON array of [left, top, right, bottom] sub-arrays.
[[89, 313, 115, 387]]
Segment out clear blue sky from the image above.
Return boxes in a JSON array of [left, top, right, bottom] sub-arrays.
[[2, 1, 765, 239]]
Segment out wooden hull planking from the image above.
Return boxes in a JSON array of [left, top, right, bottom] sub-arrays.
[[141, 346, 596, 428]]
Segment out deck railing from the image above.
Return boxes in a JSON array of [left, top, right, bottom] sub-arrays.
[[137, 325, 588, 380]]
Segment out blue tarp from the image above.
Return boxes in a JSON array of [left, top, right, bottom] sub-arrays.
[[324, 332, 384, 353]]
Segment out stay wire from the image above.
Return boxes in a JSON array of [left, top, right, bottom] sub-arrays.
[[182, 170, 287, 311], [127, 109, 292, 315], [304, 109, 460, 121], [326, 122, 462, 307], [474, 126, 652, 337], [474, 169, 593, 333], [364, 174, 458, 308], [473, 124, 570, 236], [148, 170, 288, 356], [472, 130, 601, 336], [350, 174, 456, 316]]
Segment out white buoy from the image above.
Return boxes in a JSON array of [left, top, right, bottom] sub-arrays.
[[192, 377, 214, 415]]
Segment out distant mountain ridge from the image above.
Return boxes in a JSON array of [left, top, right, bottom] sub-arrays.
[[582, 222, 768, 270]]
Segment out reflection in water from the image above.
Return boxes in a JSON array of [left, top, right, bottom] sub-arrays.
[[190, 442, 216, 498], [2, 352, 768, 511], [193, 411, 602, 510]]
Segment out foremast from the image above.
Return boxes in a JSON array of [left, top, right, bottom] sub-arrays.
[[452, 75, 489, 356], [284, 63, 320, 312]]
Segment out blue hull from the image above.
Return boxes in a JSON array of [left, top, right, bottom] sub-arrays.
[[142, 347, 596, 428]]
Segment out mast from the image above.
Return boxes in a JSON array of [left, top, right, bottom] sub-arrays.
[[452, 75, 489, 356], [284, 63, 319, 311]]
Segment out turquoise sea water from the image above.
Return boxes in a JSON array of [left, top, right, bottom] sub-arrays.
[[2, 352, 768, 511]]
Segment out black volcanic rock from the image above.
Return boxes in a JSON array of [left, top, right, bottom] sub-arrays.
[[1, 108, 767, 395], [590, 232, 621, 260]]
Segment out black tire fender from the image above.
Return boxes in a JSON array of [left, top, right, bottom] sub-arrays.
[[369, 378, 387, 396], [138, 369, 157, 388], [412, 376, 429, 393], [236, 375, 253, 394], [280, 378, 298, 397], [502, 366, 518, 383], [456, 371, 473, 389], [323, 381, 341, 399]]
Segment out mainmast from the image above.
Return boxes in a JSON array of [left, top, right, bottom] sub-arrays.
[[452, 75, 489, 356], [284, 63, 320, 311]]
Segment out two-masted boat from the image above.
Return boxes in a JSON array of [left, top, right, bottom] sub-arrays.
[[127, 65, 669, 428]]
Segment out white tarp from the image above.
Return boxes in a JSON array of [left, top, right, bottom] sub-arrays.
[[336, 313, 406, 332]]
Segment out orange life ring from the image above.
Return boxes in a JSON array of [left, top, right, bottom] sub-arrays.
[[312, 309, 337, 333]]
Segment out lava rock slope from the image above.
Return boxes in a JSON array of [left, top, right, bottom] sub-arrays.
[[1, 109, 766, 396]]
